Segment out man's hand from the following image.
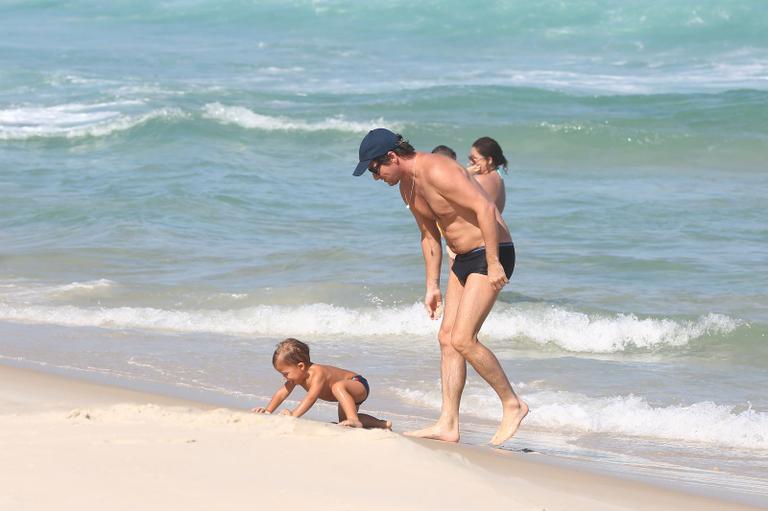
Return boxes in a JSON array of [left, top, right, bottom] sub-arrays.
[[487, 261, 508, 291], [424, 286, 443, 320], [251, 407, 271, 414]]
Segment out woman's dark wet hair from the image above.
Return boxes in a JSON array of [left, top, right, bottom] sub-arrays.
[[472, 136, 508, 173]]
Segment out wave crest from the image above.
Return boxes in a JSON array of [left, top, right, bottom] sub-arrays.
[[202, 103, 392, 133], [0, 301, 740, 354], [0, 103, 184, 140]]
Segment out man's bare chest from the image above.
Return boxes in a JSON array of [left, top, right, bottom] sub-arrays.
[[412, 192, 457, 222]]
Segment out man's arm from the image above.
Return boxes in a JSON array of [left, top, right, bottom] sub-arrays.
[[252, 381, 295, 413], [408, 200, 443, 319], [430, 168, 507, 290]]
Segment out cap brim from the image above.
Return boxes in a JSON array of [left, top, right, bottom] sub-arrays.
[[352, 159, 371, 176]]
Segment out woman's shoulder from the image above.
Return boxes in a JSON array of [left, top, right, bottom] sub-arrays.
[[474, 170, 503, 184]]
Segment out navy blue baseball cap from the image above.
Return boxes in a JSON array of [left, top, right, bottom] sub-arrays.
[[353, 128, 399, 176]]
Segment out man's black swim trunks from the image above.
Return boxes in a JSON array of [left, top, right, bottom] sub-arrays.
[[452, 242, 515, 285]]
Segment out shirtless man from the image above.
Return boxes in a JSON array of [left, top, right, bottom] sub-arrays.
[[352, 128, 528, 445]]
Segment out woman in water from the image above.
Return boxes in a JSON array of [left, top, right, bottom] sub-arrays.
[[467, 136, 507, 215]]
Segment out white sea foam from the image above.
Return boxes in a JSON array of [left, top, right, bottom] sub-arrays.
[[48, 279, 117, 295], [202, 103, 393, 133], [0, 103, 185, 140], [329, 55, 768, 95], [260, 66, 305, 75], [45, 74, 119, 87], [223, 56, 768, 95], [0, 279, 117, 303], [481, 307, 740, 353], [395, 386, 768, 450], [494, 66, 768, 95], [0, 300, 739, 353]]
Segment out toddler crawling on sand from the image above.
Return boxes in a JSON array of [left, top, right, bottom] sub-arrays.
[[253, 338, 391, 429]]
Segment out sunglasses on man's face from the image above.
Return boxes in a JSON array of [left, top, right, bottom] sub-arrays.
[[368, 160, 383, 175]]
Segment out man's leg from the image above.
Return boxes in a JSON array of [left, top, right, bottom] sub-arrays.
[[405, 271, 466, 442], [451, 273, 528, 446]]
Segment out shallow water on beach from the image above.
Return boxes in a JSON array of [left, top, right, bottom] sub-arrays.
[[1, 0, 767, 504]]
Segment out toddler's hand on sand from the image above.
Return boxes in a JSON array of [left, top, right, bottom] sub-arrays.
[[279, 409, 293, 416], [251, 407, 270, 414]]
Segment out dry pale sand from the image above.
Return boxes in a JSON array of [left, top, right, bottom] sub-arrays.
[[0, 364, 761, 511]]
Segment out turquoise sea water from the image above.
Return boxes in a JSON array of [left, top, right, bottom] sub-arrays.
[[1, 1, 767, 503]]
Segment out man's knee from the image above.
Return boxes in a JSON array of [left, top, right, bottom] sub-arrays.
[[438, 327, 453, 348], [450, 333, 474, 355]]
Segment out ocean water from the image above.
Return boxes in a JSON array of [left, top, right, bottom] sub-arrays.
[[1, 0, 767, 503]]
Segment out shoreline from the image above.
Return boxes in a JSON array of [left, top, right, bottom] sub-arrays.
[[1, 362, 763, 511]]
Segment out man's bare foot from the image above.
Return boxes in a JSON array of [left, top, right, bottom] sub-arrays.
[[403, 423, 459, 443], [339, 419, 363, 428], [383, 420, 393, 430], [489, 399, 529, 446]]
